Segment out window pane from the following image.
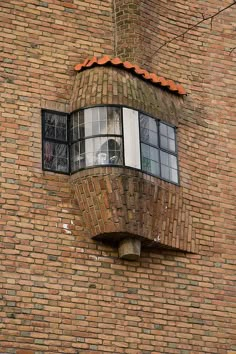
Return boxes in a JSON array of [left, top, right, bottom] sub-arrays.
[[72, 137, 123, 168], [141, 143, 150, 158], [170, 168, 178, 183], [44, 112, 67, 141], [95, 137, 123, 165], [92, 121, 100, 135], [149, 131, 158, 147], [71, 141, 85, 172], [140, 127, 150, 144], [160, 122, 167, 136], [161, 165, 170, 180], [150, 146, 159, 162], [43, 141, 69, 172], [160, 151, 169, 166], [107, 107, 121, 135], [149, 118, 157, 132], [167, 126, 175, 139], [160, 135, 168, 150], [168, 138, 176, 152], [142, 156, 151, 173], [85, 122, 93, 137], [151, 160, 160, 176], [140, 114, 158, 146], [140, 114, 149, 129], [169, 154, 177, 169]]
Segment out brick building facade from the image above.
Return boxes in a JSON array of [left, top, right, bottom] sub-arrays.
[[0, 0, 236, 353]]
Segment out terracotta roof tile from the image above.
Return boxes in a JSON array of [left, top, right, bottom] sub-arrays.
[[74, 56, 186, 95]]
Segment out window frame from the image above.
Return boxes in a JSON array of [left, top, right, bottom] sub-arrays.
[[138, 112, 179, 184], [41, 105, 180, 185], [41, 109, 70, 174]]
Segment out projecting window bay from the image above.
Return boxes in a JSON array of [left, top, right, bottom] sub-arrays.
[[42, 106, 179, 184]]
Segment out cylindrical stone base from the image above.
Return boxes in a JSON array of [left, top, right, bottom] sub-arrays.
[[118, 238, 141, 261]]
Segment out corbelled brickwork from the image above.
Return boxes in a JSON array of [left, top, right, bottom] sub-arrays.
[[71, 167, 195, 252], [1, 0, 236, 353]]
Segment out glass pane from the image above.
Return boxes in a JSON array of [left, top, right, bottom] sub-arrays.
[[108, 137, 122, 165], [96, 107, 107, 122], [141, 143, 150, 158], [100, 120, 107, 134], [70, 112, 78, 141], [107, 107, 121, 135], [150, 146, 159, 162], [149, 117, 157, 132], [167, 126, 175, 139], [160, 122, 167, 136], [140, 127, 149, 144], [43, 141, 68, 172], [170, 168, 178, 183], [56, 127, 66, 141], [92, 121, 100, 135], [169, 154, 177, 169], [149, 131, 158, 147], [79, 110, 85, 139], [160, 135, 168, 150], [140, 114, 149, 128], [140, 115, 158, 146], [142, 157, 151, 173], [71, 141, 85, 172], [151, 160, 160, 176], [160, 151, 169, 166], [85, 152, 93, 167], [161, 165, 170, 180], [44, 112, 67, 141], [85, 122, 92, 137], [168, 138, 176, 152]]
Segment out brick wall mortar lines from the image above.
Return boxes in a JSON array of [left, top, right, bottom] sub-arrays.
[[0, 0, 235, 353]]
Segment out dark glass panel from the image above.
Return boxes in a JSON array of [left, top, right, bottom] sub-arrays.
[[43, 141, 69, 173], [44, 112, 67, 141]]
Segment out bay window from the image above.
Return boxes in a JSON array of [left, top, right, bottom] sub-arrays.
[[42, 106, 179, 184]]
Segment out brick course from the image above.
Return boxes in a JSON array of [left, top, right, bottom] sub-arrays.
[[1, 0, 236, 353]]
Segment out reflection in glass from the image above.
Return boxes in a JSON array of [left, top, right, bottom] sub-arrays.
[[71, 137, 123, 171], [140, 114, 158, 147], [141, 143, 160, 176], [160, 122, 176, 153], [44, 112, 67, 141], [43, 141, 69, 172]]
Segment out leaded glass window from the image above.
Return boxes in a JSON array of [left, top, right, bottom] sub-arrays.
[[42, 107, 179, 184]]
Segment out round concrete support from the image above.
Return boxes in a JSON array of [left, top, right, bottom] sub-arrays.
[[118, 238, 141, 261]]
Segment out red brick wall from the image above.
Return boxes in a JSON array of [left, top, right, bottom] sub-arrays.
[[1, 0, 236, 353]]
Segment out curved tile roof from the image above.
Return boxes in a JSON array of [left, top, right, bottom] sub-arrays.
[[74, 55, 186, 95]]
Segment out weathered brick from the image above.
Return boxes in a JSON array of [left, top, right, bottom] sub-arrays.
[[0, 0, 235, 353]]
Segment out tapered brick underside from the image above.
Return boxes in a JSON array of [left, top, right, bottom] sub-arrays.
[[71, 167, 194, 252]]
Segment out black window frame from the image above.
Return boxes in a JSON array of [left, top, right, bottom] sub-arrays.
[[41, 106, 179, 185], [42, 109, 70, 174], [139, 112, 179, 184]]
